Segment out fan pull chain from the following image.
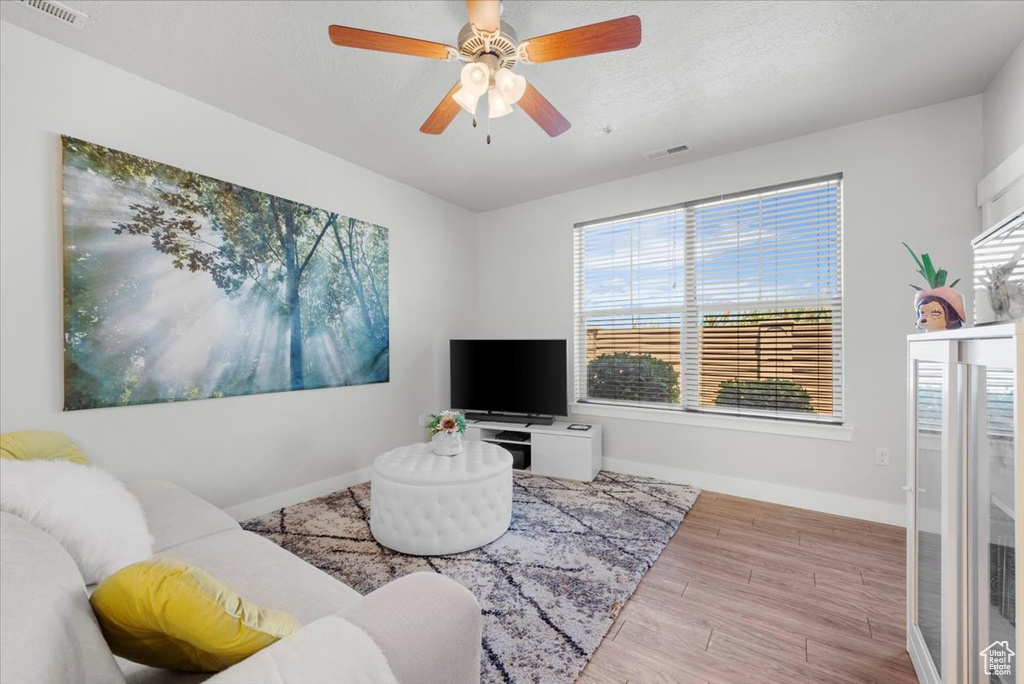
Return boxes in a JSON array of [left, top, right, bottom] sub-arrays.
[[486, 113, 491, 145], [472, 116, 477, 128]]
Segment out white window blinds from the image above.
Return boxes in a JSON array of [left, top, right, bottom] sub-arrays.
[[574, 174, 843, 424], [573, 207, 686, 406]]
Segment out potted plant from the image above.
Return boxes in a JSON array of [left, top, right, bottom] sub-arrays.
[[903, 242, 966, 331], [427, 410, 467, 456]]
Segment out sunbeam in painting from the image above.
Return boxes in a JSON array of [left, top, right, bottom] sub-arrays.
[[62, 136, 389, 410]]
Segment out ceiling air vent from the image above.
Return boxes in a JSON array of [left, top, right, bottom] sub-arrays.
[[642, 144, 689, 161], [18, 0, 88, 28]]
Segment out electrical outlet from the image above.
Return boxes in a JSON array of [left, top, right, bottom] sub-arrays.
[[875, 447, 891, 466]]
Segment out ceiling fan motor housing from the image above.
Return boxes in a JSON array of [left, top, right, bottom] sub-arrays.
[[458, 21, 518, 71]]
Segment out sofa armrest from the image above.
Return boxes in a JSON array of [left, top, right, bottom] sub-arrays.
[[205, 616, 396, 684], [341, 572, 482, 684]]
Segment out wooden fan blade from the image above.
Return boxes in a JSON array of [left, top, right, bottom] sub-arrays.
[[328, 25, 452, 60], [518, 82, 571, 137], [520, 15, 641, 63], [420, 81, 464, 135], [466, 0, 500, 32]]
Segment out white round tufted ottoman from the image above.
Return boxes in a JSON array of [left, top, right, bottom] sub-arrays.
[[370, 441, 513, 556]]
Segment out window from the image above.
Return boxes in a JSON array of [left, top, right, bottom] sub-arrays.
[[573, 174, 843, 424]]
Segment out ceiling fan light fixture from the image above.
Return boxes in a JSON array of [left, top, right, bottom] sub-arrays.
[[328, 7, 642, 140], [488, 87, 513, 118], [460, 62, 490, 97], [452, 86, 480, 115], [493, 68, 526, 104]]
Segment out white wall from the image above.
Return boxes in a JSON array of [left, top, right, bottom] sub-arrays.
[[983, 40, 1024, 177], [0, 21, 992, 525], [0, 23, 477, 514], [471, 96, 983, 523]]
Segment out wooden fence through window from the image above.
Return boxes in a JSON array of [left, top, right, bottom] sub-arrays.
[[585, 319, 835, 414]]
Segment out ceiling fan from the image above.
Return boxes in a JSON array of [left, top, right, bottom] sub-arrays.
[[328, 0, 641, 141]]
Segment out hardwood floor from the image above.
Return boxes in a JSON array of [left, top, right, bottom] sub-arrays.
[[578, 491, 916, 684]]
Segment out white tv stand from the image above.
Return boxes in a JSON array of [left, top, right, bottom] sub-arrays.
[[464, 420, 602, 482]]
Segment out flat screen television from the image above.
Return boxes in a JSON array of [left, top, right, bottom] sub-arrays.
[[450, 339, 567, 423]]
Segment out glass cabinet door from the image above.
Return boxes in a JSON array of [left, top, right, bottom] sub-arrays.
[[915, 358, 947, 677], [970, 362, 1017, 684], [908, 327, 1021, 684]]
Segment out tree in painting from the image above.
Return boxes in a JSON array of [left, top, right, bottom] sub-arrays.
[[62, 137, 389, 410]]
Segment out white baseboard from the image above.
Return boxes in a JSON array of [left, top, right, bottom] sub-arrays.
[[224, 467, 372, 521], [222, 460, 906, 527], [603, 458, 907, 527]]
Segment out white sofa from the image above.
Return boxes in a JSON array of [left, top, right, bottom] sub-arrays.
[[0, 479, 482, 684]]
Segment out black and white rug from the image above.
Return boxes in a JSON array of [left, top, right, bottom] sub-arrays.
[[243, 470, 699, 684]]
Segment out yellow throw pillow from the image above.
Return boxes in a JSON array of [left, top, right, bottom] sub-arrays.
[[0, 430, 89, 465], [90, 558, 299, 672]]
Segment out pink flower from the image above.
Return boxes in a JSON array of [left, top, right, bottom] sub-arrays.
[[440, 416, 458, 433]]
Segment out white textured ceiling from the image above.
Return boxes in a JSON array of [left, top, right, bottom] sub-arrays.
[[3, 1, 1023, 212]]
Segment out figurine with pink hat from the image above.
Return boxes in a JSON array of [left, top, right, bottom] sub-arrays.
[[903, 242, 966, 332]]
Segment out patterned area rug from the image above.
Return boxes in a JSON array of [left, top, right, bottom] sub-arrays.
[[242, 470, 699, 684]]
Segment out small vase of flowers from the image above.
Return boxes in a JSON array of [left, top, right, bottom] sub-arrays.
[[427, 410, 467, 456]]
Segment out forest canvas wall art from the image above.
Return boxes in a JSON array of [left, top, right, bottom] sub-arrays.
[[62, 136, 389, 410]]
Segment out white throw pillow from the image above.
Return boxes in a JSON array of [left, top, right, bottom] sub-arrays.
[[0, 459, 153, 584]]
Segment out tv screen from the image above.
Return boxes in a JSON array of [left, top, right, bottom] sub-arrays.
[[450, 339, 567, 417]]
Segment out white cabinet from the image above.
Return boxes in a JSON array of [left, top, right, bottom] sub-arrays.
[[464, 421, 602, 482], [907, 323, 1023, 683]]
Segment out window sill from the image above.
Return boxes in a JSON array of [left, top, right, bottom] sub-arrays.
[[570, 402, 854, 442]]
